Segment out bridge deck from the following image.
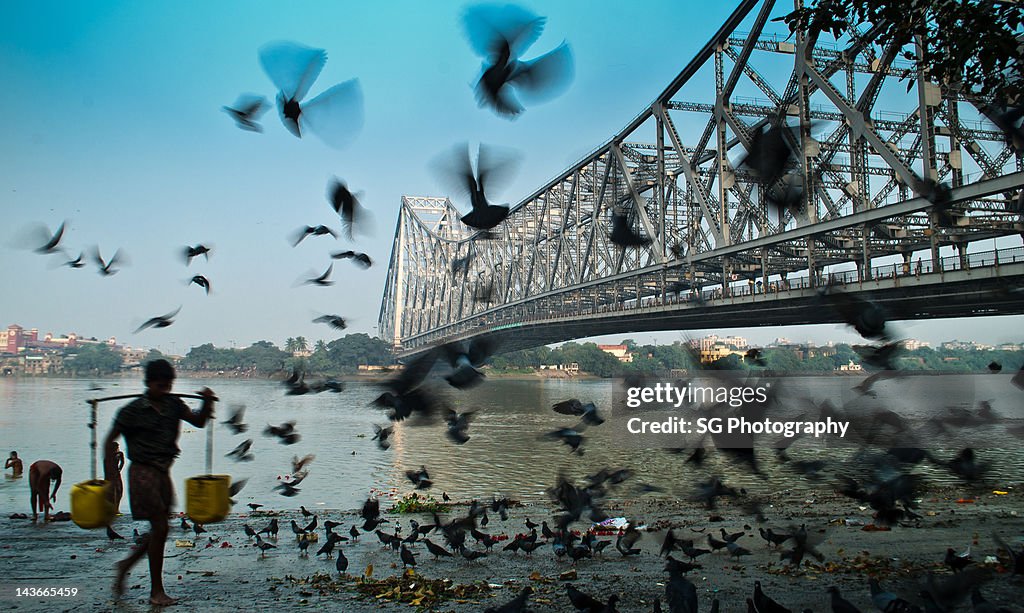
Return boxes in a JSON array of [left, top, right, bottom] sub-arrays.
[[396, 247, 1024, 358]]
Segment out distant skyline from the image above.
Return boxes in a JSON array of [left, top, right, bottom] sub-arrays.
[[3, 318, 1020, 356], [4, 1, 1022, 355]]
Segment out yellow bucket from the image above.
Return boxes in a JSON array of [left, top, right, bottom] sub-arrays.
[[70, 479, 115, 529], [185, 474, 231, 524]]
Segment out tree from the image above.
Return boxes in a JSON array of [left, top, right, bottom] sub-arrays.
[[239, 341, 289, 373], [285, 338, 297, 353], [830, 344, 860, 369], [804, 355, 837, 371], [643, 343, 695, 371], [552, 342, 622, 377], [295, 336, 309, 352], [764, 348, 802, 371], [66, 343, 123, 375], [709, 354, 746, 370], [305, 339, 332, 372], [179, 344, 241, 371], [625, 353, 663, 374], [488, 346, 551, 370], [779, 0, 1023, 104], [325, 334, 393, 373]]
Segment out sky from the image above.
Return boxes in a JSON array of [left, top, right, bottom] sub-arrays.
[[2, 1, 1021, 356]]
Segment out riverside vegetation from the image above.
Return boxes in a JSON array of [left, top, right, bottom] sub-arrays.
[[22, 333, 1024, 378]]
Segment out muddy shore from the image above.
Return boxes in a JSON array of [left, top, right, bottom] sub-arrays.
[[2, 485, 1022, 612]]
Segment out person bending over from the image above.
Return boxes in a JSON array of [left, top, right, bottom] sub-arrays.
[[28, 459, 61, 521]]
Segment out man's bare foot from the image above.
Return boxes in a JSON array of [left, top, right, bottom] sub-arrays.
[[112, 560, 130, 598], [149, 593, 178, 606]]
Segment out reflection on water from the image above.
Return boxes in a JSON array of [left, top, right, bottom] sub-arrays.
[[0, 375, 1021, 515]]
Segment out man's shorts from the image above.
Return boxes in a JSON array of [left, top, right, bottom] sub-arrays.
[[128, 463, 174, 520]]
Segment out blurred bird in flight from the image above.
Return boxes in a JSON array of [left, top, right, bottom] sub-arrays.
[[258, 41, 364, 148], [462, 4, 574, 118]]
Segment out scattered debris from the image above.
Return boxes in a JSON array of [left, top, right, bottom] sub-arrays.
[[354, 570, 491, 608]]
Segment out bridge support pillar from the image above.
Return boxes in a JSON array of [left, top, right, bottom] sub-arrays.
[[861, 225, 872, 281], [807, 237, 816, 288], [761, 248, 768, 294]]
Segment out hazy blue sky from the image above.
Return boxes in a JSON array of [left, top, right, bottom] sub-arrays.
[[3, 1, 1021, 355]]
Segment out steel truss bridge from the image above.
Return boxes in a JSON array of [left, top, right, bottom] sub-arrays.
[[380, 0, 1024, 359]]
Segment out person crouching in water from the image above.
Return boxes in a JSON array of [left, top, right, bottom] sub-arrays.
[[104, 359, 216, 606], [5, 451, 23, 477]]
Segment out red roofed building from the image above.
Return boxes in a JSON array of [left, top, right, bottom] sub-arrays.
[[597, 344, 633, 363]]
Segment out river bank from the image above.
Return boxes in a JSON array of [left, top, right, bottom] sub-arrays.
[[2, 485, 1021, 612], [7, 366, 1022, 380]]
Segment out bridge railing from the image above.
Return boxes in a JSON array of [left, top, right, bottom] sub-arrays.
[[683, 245, 1024, 302]]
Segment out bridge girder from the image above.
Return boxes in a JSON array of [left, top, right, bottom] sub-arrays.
[[380, 0, 1024, 355]]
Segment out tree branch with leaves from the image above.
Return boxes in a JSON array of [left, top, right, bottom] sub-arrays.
[[778, 0, 1022, 105]]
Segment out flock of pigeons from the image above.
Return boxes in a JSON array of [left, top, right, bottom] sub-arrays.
[[17, 3, 1024, 611], [23, 4, 578, 338], [219, 3, 576, 257], [103, 476, 1024, 613], [161, 276, 1024, 612], [24, 0, 1024, 335], [24, 221, 216, 334]]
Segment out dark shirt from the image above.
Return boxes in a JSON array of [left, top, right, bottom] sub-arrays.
[[113, 394, 189, 471]]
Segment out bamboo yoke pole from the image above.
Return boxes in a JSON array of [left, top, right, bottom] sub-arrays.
[[84, 393, 219, 478]]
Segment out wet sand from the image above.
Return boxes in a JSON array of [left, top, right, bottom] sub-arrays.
[[2, 485, 1022, 612]]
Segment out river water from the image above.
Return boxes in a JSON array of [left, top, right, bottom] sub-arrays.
[[1, 374, 1021, 515]]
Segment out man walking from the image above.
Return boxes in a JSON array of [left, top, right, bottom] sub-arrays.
[[104, 359, 216, 606]]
